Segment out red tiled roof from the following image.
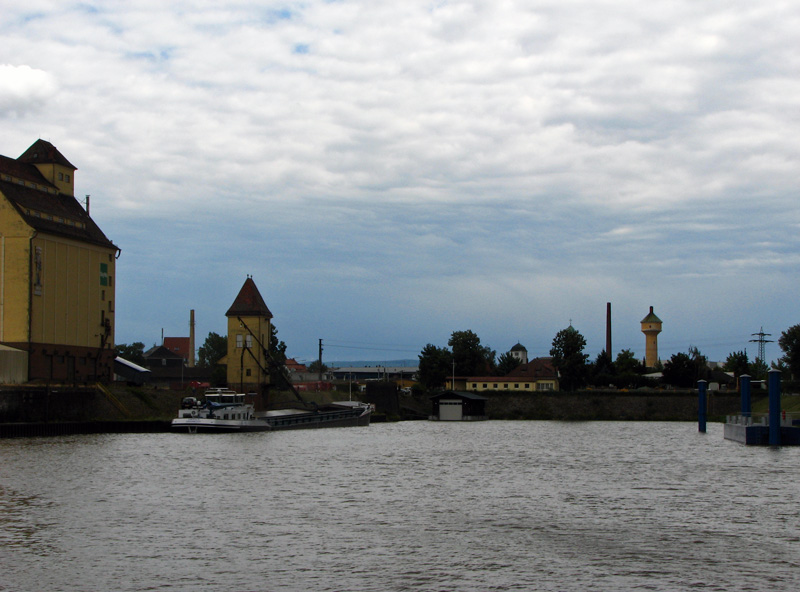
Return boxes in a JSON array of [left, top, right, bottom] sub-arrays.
[[505, 357, 558, 379], [225, 277, 273, 318], [285, 358, 308, 372], [163, 337, 190, 360]]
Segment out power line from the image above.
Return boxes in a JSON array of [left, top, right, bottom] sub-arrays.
[[320, 338, 422, 354]]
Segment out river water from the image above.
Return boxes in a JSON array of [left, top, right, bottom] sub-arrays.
[[1, 421, 798, 592]]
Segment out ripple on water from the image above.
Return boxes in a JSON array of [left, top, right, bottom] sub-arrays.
[[1, 422, 799, 591]]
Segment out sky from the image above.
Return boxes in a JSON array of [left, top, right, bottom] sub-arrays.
[[2, 1, 799, 366]]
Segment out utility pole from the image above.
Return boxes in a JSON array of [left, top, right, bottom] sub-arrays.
[[749, 327, 773, 363], [318, 338, 323, 382]]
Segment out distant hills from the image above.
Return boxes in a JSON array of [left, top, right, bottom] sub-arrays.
[[327, 359, 418, 368]]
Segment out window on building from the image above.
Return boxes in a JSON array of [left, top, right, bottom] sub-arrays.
[[101, 290, 105, 301], [236, 334, 243, 348], [246, 369, 251, 377], [514, 384, 519, 389], [245, 335, 253, 348], [108, 301, 113, 312], [525, 384, 530, 389], [58, 172, 64, 181], [482, 384, 487, 389], [493, 384, 498, 389], [504, 384, 509, 389], [65, 174, 70, 182]]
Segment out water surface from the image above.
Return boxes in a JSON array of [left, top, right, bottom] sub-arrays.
[[1, 421, 798, 591]]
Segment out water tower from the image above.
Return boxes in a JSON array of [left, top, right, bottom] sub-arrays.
[[641, 306, 662, 368]]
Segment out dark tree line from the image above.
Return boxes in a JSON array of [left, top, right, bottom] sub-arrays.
[[417, 330, 497, 389], [417, 325, 651, 392]]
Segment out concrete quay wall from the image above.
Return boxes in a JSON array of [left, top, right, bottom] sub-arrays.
[[486, 390, 741, 421]]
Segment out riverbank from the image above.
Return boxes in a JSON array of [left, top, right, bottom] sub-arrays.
[[0, 385, 350, 437], [0, 384, 762, 437]]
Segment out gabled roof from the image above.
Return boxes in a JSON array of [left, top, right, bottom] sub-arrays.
[[144, 345, 184, 360], [0, 143, 116, 250], [0, 154, 56, 187], [226, 277, 273, 318], [18, 139, 77, 170], [505, 357, 558, 379], [0, 180, 116, 248], [430, 390, 488, 401]]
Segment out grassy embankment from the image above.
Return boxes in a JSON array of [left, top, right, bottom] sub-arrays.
[[751, 393, 800, 415]]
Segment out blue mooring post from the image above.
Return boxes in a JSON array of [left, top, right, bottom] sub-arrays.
[[740, 374, 751, 418], [698, 380, 707, 433], [768, 369, 781, 446]]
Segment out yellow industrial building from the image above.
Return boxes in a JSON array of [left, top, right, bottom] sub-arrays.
[[0, 140, 118, 383]]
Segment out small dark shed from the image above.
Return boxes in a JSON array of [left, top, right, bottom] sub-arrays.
[[114, 356, 151, 385], [430, 391, 488, 421]]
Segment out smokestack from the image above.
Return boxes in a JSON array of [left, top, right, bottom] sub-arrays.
[[606, 302, 612, 357], [189, 309, 196, 368]]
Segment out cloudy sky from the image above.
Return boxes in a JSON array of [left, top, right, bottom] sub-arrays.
[[2, 1, 798, 365]]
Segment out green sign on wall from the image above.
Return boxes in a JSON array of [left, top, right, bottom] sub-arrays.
[[100, 263, 108, 286]]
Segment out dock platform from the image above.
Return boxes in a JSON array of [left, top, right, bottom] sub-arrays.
[[724, 414, 800, 446]]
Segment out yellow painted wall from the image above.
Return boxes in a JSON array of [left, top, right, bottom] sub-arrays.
[[29, 163, 75, 196], [226, 314, 271, 391], [465, 379, 559, 392], [0, 195, 34, 343], [642, 322, 662, 368], [0, 185, 116, 350], [0, 236, 34, 342], [28, 234, 115, 349], [644, 333, 660, 368]]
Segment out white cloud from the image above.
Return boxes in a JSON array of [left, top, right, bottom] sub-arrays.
[[1, 1, 799, 362], [0, 64, 58, 116]]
